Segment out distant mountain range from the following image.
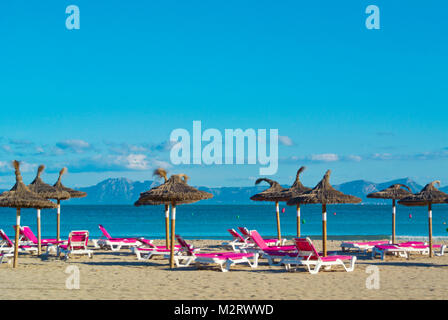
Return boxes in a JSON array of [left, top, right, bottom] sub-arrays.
[[63, 177, 447, 205], [1, 177, 446, 205]]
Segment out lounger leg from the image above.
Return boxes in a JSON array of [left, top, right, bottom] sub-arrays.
[[146, 252, 154, 260], [251, 253, 259, 268], [223, 259, 233, 272], [307, 262, 321, 274], [111, 244, 121, 251], [91, 240, 99, 249], [436, 245, 446, 257], [341, 257, 356, 272]]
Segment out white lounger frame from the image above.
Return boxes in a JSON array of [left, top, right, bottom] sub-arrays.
[[93, 238, 142, 251], [58, 231, 94, 261], [372, 244, 446, 260], [0, 253, 13, 264], [281, 254, 357, 274], [172, 253, 259, 272], [132, 246, 183, 261]]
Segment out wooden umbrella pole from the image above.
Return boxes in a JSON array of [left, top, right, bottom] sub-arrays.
[[275, 201, 281, 241], [392, 199, 396, 244], [13, 208, 21, 268], [37, 209, 42, 256], [296, 204, 301, 238], [165, 204, 170, 248], [322, 204, 327, 257], [428, 203, 433, 258], [56, 200, 61, 242], [170, 203, 176, 269]]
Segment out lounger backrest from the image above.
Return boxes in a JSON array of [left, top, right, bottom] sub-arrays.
[[294, 238, 320, 259], [68, 231, 89, 250], [228, 229, 245, 242], [21, 226, 38, 244], [238, 227, 250, 238], [249, 230, 268, 250], [0, 229, 13, 247], [175, 235, 194, 255], [98, 225, 112, 239], [139, 238, 155, 248]]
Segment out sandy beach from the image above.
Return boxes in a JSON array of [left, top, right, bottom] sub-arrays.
[[1, 239, 447, 300]]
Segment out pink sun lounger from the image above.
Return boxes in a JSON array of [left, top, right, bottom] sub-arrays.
[[372, 241, 446, 260], [241, 230, 297, 266], [174, 235, 259, 272], [341, 240, 391, 252], [132, 238, 184, 261], [18, 226, 66, 254], [221, 228, 255, 252], [0, 229, 38, 255], [58, 231, 93, 260], [94, 224, 143, 251], [238, 227, 286, 246], [280, 238, 357, 274]]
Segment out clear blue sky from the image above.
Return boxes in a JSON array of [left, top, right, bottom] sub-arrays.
[[0, 1, 447, 188]]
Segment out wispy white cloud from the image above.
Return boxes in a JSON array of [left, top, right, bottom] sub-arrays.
[[56, 139, 92, 153], [59, 153, 172, 173], [310, 153, 339, 162], [347, 155, 362, 162], [278, 135, 294, 146], [0, 160, 37, 175]]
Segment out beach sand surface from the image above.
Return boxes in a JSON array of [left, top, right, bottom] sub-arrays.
[[1, 239, 447, 300]]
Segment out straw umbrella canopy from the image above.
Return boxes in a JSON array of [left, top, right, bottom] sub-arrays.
[[276, 166, 311, 237], [28, 165, 70, 255], [250, 178, 287, 241], [399, 181, 448, 257], [367, 184, 413, 244], [287, 170, 362, 256], [0, 161, 57, 268], [53, 168, 87, 241], [135, 168, 175, 248], [136, 172, 213, 268]]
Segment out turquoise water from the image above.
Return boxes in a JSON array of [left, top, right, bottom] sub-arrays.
[[1, 204, 448, 240]]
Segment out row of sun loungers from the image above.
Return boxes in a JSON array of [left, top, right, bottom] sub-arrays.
[[341, 239, 446, 259], [1, 225, 446, 272], [0, 228, 92, 262]]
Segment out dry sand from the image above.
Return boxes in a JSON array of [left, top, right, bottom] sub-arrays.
[[1, 239, 448, 300]]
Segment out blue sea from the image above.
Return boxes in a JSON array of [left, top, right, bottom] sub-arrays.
[[1, 204, 448, 240]]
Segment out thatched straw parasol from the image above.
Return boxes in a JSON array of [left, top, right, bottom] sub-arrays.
[[28, 165, 70, 255], [399, 181, 448, 257], [276, 167, 311, 237], [135, 168, 173, 248], [287, 170, 362, 256], [136, 171, 213, 268], [250, 178, 287, 241], [0, 161, 57, 268], [53, 168, 87, 241], [367, 184, 413, 243]]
